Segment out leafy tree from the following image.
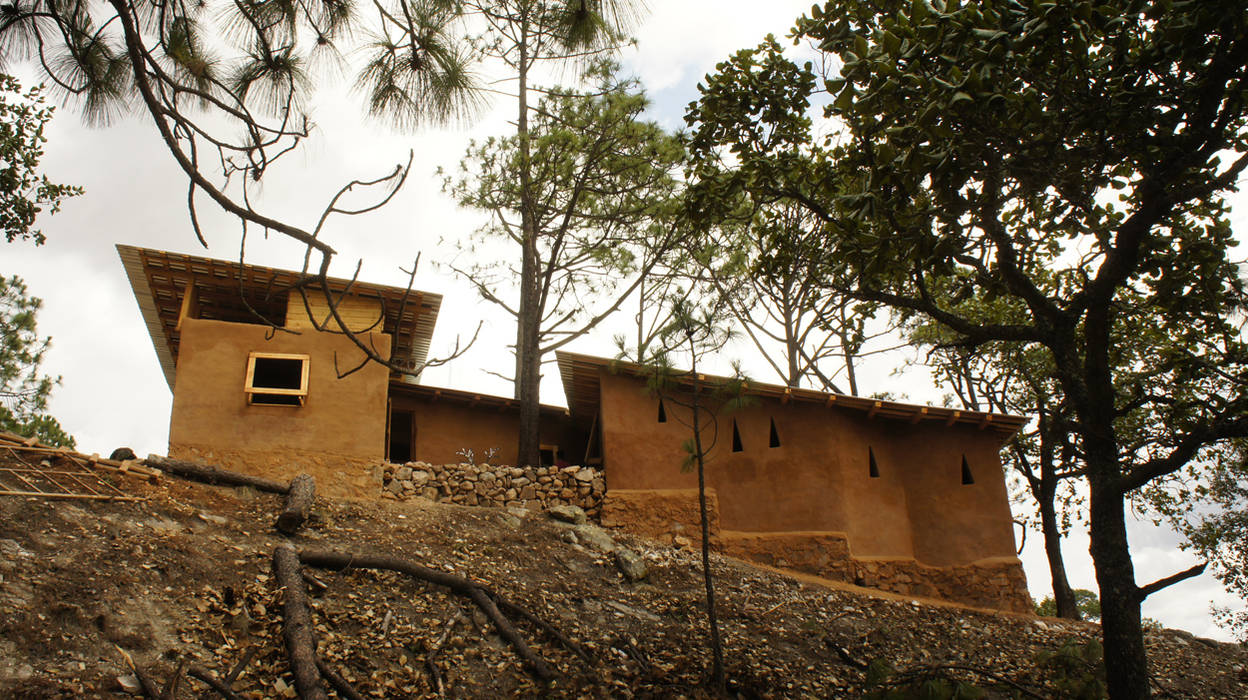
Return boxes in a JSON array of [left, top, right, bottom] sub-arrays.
[[1036, 589, 1102, 622], [0, 74, 81, 245], [442, 0, 645, 467], [443, 65, 687, 445], [910, 310, 1086, 620], [0, 276, 74, 447], [685, 3, 1248, 698], [692, 200, 898, 395]]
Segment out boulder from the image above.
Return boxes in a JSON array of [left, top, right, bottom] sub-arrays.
[[614, 548, 648, 582], [573, 524, 616, 553], [574, 468, 595, 482], [547, 504, 587, 525]]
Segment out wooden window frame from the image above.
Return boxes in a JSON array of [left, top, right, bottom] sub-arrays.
[[244, 352, 310, 406]]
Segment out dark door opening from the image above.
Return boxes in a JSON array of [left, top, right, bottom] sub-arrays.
[[388, 410, 415, 463]]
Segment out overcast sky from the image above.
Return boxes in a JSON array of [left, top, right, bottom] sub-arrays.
[[3, 1, 1242, 641]]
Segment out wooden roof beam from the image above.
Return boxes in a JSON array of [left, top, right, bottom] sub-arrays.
[[945, 410, 962, 427]]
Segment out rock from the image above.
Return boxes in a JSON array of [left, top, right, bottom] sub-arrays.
[[574, 468, 595, 482], [385, 480, 404, 495], [396, 466, 413, 480], [548, 504, 587, 525], [410, 470, 430, 487], [480, 471, 495, 482], [591, 478, 605, 493], [573, 524, 616, 552], [673, 535, 692, 549], [519, 485, 537, 500], [421, 486, 439, 500], [499, 513, 522, 529], [614, 548, 647, 582], [109, 447, 138, 461]]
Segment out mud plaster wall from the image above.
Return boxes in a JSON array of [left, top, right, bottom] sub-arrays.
[[597, 370, 1018, 567], [602, 489, 1032, 613], [168, 318, 391, 493], [386, 395, 585, 467]]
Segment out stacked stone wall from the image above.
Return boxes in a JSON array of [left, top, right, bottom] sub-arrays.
[[380, 462, 606, 513]]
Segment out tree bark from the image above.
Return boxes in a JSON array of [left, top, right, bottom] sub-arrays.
[[272, 544, 329, 700], [145, 455, 289, 494], [1088, 468, 1150, 699], [276, 474, 316, 536], [1039, 479, 1080, 620], [514, 10, 542, 469]]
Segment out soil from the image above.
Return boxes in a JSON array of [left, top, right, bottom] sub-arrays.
[[1, 454, 1245, 699]]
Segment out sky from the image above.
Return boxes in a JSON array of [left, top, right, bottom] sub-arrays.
[[3, 1, 1243, 641]]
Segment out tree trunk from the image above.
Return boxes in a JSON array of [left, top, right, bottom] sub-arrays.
[[1088, 461, 1151, 699], [1038, 478, 1080, 620], [513, 12, 542, 468], [688, 349, 726, 693], [276, 474, 316, 536], [145, 455, 289, 494], [272, 544, 329, 700]]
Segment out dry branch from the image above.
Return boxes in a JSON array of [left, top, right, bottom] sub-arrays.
[[145, 455, 289, 494], [277, 474, 316, 535], [297, 549, 559, 682], [314, 656, 366, 700], [187, 665, 244, 700], [273, 545, 329, 700]]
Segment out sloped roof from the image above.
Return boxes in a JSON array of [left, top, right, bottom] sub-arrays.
[[556, 351, 1028, 439], [117, 245, 441, 389]]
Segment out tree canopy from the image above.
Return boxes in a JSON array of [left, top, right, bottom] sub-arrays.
[[0, 74, 81, 245], [0, 276, 74, 447], [686, 1, 1248, 697]]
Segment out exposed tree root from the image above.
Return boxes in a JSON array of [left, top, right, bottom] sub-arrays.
[[297, 548, 573, 682]]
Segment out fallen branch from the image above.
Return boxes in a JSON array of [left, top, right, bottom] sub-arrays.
[[187, 665, 244, 700], [146, 455, 289, 494], [314, 656, 366, 700], [277, 474, 316, 535], [298, 549, 559, 682], [273, 544, 329, 700]]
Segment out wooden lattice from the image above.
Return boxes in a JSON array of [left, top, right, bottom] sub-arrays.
[[0, 433, 158, 501]]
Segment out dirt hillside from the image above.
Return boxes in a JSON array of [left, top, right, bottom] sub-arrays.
[[0, 453, 1245, 699]]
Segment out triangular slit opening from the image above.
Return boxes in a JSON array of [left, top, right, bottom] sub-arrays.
[[869, 447, 880, 478], [961, 455, 975, 485], [731, 419, 743, 452], [769, 417, 780, 448], [657, 399, 667, 423]]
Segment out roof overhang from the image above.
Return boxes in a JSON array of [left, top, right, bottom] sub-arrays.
[[388, 380, 571, 418], [556, 351, 1029, 440], [118, 244, 441, 390]]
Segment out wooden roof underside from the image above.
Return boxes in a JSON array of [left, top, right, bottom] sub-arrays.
[[389, 381, 571, 417], [556, 351, 1029, 439], [118, 245, 441, 389]]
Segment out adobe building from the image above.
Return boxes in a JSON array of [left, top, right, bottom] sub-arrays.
[[120, 245, 1031, 611]]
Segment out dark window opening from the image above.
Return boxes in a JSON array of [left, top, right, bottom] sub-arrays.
[[869, 447, 880, 478], [731, 419, 744, 452], [961, 455, 975, 485], [389, 410, 414, 463], [769, 417, 781, 448], [657, 399, 667, 423], [245, 353, 308, 406], [540, 444, 561, 468]]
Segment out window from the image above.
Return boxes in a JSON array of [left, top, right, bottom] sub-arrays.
[[868, 447, 880, 478], [768, 417, 781, 448], [731, 419, 744, 452], [245, 353, 309, 406], [961, 455, 975, 485]]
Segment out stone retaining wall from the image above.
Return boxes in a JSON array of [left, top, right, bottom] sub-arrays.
[[380, 462, 606, 513]]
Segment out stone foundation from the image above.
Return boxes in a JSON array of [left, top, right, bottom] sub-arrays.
[[603, 489, 1032, 613], [380, 462, 606, 514], [169, 444, 378, 499], [599, 488, 720, 544]]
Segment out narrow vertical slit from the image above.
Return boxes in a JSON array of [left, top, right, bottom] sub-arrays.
[[961, 455, 975, 485], [731, 419, 743, 452], [768, 417, 780, 448], [657, 398, 667, 423], [868, 447, 880, 478]]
